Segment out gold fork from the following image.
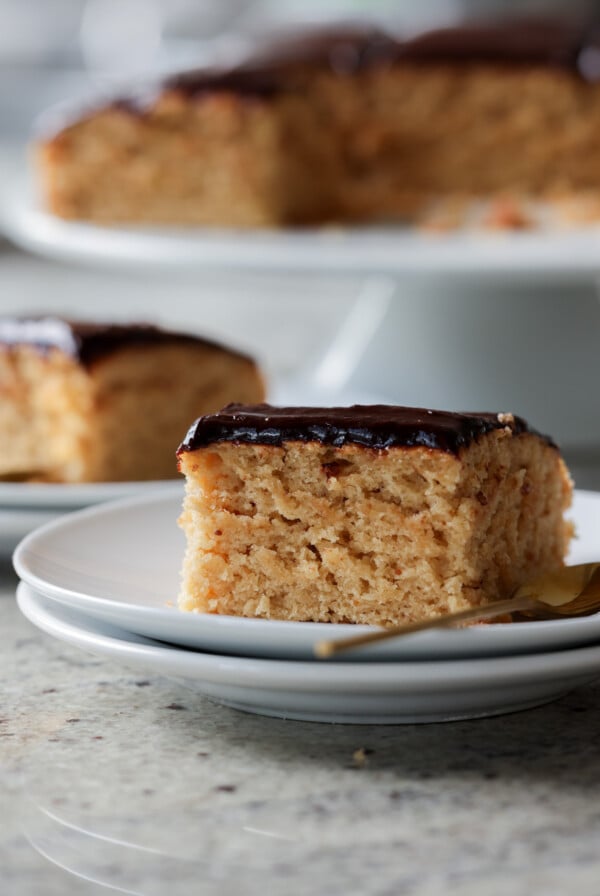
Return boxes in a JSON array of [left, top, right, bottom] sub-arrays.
[[314, 562, 600, 659]]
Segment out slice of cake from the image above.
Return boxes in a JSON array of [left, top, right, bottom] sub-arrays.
[[35, 18, 600, 228], [177, 404, 573, 625], [0, 317, 264, 483]]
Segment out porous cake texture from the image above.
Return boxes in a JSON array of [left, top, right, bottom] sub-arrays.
[[177, 405, 573, 626], [35, 19, 600, 227], [0, 317, 264, 483]]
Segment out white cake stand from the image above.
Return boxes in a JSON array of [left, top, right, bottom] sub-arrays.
[[3, 158, 600, 482]]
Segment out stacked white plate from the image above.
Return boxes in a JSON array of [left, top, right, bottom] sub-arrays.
[[0, 479, 176, 556], [13, 485, 600, 724]]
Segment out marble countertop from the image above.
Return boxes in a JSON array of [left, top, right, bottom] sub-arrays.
[[2, 557, 600, 896]]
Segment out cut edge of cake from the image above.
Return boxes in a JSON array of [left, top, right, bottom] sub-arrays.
[[176, 404, 573, 626]]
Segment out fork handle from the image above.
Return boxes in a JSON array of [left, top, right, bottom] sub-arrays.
[[314, 594, 541, 658]]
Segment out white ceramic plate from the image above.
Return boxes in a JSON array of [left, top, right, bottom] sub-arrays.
[[4, 158, 600, 277], [13, 487, 600, 662], [17, 583, 600, 724], [0, 478, 179, 510]]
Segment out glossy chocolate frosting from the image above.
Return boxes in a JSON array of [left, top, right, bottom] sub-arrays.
[[0, 316, 251, 368], [178, 403, 552, 456], [38, 16, 600, 135], [159, 18, 600, 103], [393, 18, 593, 68], [164, 28, 397, 99], [167, 18, 599, 100]]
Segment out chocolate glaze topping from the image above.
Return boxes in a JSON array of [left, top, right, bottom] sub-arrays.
[[166, 18, 599, 101], [38, 15, 600, 134], [100, 27, 397, 116], [155, 18, 600, 104], [164, 66, 290, 101], [394, 18, 592, 69], [0, 316, 251, 368], [177, 404, 554, 456]]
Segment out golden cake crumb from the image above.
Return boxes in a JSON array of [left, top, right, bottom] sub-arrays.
[[177, 405, 573, 626]]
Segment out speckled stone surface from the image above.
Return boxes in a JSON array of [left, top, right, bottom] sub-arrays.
[[2, 559, 600, 895]]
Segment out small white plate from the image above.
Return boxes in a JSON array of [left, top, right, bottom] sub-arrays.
[[13, 487, 600, 661], [0, 478, 178, 510], [16, 583, 600, 724]]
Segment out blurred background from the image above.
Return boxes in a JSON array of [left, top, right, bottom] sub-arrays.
[[0, 0, 590, 140], [1, 0, 600, 482]]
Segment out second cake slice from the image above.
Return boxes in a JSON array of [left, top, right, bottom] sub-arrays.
[[0, 317, 264, 483]]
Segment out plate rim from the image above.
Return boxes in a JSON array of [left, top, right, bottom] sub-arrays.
[[12, 487, 600, 657], [0, 477, 180, 510], [16, 583, 600, 691]]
